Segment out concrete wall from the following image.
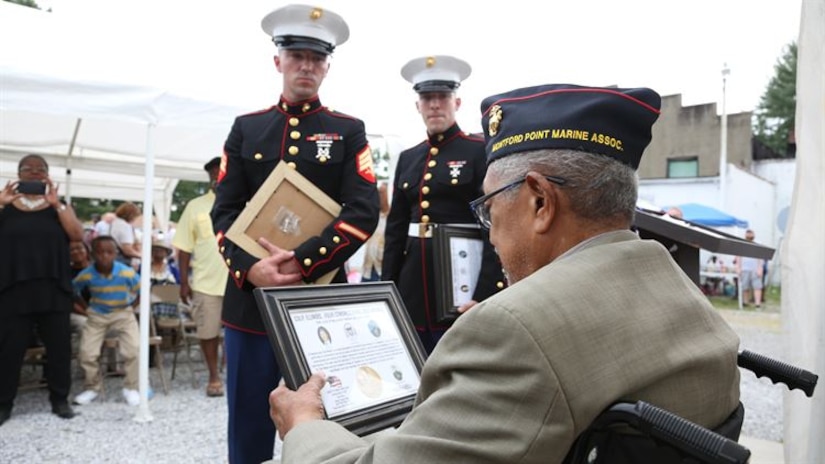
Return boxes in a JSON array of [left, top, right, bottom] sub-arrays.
[[640, 94, 752, 179], [753, 158, 797, 236]]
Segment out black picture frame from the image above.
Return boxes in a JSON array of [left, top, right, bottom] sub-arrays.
[[254, 282, 427, 436], [431, 223, 485, 324]]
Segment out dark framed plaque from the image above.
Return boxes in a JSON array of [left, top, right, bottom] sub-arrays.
[[432, 223, 484, 324], [253, 282, 427, 436]]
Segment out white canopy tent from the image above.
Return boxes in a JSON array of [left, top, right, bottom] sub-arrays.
[[0, 1, 252, 419], [0, 2, 250, 225]]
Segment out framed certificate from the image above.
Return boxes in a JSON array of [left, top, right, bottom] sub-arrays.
[[254, 282, 427, 436], [432, 224, 484, 324], [225, 161, 341, 284]]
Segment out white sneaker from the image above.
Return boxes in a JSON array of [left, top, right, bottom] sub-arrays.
[[73, 390, 98, 405], [122, 388, 141, 406]]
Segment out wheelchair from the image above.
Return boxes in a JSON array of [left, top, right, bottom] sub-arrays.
[[563, 350, 819, 464]]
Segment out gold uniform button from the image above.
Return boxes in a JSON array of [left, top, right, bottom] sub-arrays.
[[451, 178, 458, 185], [234, 270, 241, 279], [332, 236, 340, 243], [289, 117, 299, 127], [421, 215, 430, 223], [424, 173, 432, 181], [318, 157, 327, 164], [254, 153, 263, 160], [496, 281, 505, 289], [402, 182, 409, 189], [290, 131, 301, 140], [420, 200, 430, 209], [421, 186, 430, 195], [287, 162, 297, 169], [220, 246, 225, 253], [288, 146, 299, 155], [303, 258, 312, 267], [428, 160, 437, 168], [225, 258, 231, 266], [319, 247, 327, 255], [429, 147, 439, 156]]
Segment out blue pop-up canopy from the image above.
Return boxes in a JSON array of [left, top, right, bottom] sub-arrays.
[[674, 203, 749, 228]]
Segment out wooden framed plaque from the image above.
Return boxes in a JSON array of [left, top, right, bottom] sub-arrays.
[[254, 282, 427, 436], [225, 161, 341, 284], [432, 224, 484, 324]]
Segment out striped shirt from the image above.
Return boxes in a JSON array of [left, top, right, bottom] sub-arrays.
[[73, 261, 141, 315]]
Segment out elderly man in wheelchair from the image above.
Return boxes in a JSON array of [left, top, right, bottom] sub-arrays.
[[266, 84, 818, 464]]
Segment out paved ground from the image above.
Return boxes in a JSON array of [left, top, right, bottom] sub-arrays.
[[0, 307, 788, 463]]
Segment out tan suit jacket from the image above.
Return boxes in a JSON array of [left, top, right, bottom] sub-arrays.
[[283, 230, 740, 463]]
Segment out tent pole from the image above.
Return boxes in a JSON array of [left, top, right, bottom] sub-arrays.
[[134, 123, 156, 423], [64, 118, 82, 204]]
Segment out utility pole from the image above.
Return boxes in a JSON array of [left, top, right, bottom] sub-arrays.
[[719, 63, 730, 210]]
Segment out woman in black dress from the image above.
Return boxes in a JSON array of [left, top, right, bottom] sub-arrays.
[[0, 154, 84, 425]]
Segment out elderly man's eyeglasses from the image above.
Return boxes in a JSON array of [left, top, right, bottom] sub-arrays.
[[19, 167, 48, 174], [469, 175, 567, 230]]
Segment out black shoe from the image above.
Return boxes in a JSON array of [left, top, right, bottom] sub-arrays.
[[51, 402, 77, 420], [0, 407, 11, 426]]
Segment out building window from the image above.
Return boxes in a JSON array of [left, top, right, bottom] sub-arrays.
[[667, 157, 698, 178]]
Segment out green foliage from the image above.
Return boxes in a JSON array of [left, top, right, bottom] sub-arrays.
[[753, 42, 797, 157], [170, 180, 209, 222], [708, 285, 781, 311], [5, 0, 40, 8], [70, 198, 122, 224], [68, 179, 206, 225]]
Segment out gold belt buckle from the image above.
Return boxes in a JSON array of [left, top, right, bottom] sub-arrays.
[[419, 223, 428, 238]]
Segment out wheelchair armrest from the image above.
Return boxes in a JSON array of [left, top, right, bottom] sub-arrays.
[[738, 350, 819, 397], [588, 401, 751, 464]]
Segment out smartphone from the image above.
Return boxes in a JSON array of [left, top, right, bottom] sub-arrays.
[[16, 181, 47, 195]]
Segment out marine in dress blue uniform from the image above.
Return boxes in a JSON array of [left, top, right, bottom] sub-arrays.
[[210, 5, 379, 463], [382, 56, 505, 353]]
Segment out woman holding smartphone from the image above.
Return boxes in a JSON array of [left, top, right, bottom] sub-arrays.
[[0, 154, 84, 426]]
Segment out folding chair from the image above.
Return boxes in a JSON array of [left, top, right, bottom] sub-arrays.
[[147, 284, 185, 394]]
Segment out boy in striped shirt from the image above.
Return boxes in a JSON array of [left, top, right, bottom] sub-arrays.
[[72, 236, 141, 406]]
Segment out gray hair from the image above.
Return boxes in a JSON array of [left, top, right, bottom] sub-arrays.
[[488, 149, 638, 224]]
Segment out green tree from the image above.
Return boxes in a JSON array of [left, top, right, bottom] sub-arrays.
[[753, 42, 797, 157], [170, 180, 209, 222], [71, 198, 119, 224], [4, 0, 40, 9]]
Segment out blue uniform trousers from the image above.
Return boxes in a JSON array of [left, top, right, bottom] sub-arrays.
[[225, 327, 280, 464]]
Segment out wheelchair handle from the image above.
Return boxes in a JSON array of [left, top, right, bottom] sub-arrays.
[[738, 350, 818, 397], [630, 401, 751, 464]]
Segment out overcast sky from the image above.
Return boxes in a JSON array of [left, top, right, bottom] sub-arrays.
[[35, 0, 803, 148]]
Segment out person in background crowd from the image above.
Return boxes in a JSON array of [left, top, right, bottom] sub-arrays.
[[0, 154, 83, 425], [69, 240, 92, 332], [110, 202, 142, 267], [148, 240, 179, 285], [209, 6, 379, 463], [382, 54, 505, 353], [72, 236, 142, 407], [735, 229, 764, 308], [172, 156, 226, 398], [94, 211, 115, 238], [268, 84, 740, 464]]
